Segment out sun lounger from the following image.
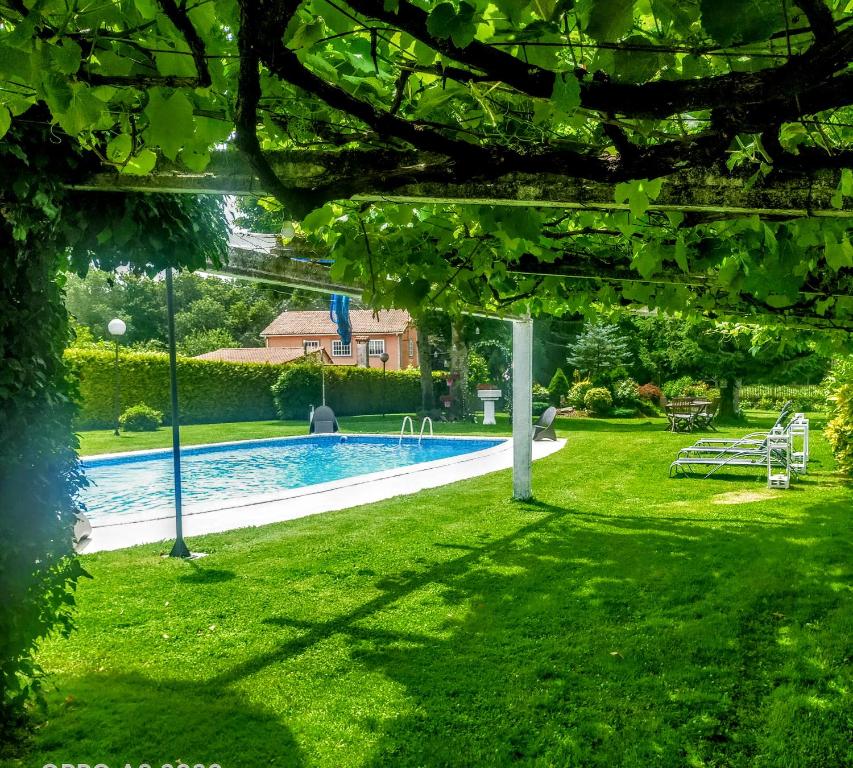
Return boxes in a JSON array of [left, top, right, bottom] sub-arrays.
[[686, 401, 793, 449], [669, 424, 796, 480]]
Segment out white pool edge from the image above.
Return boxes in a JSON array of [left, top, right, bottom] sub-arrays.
[[80, 435, 565, 553]]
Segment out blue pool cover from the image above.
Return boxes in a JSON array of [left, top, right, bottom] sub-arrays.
[[80, 435, 504, 521]]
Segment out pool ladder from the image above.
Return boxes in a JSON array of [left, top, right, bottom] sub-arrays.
[[399, 415, 414, 445], [399, 416, 433, 446], [418, 417, 433, 445]]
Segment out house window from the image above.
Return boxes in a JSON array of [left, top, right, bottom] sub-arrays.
[[332, 340, 351, 356], [368, 339, 385, 357], [302, 340, 320, 351], [408, 339, 415, 358]]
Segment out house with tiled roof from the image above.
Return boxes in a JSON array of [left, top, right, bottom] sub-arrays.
[[260, 309, 418, 370], [193, 347, 331, 365]]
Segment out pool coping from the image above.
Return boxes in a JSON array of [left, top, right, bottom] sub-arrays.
[[78, 433, 566, 553]]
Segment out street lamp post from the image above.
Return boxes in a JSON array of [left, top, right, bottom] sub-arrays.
[[379, 351, 390, 418], [165, 268, 191, 559], [107, 318, 126, 436]]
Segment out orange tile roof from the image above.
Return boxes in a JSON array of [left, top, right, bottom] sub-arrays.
[[261, 309, 412, 337], [193, 347, 330, 364]]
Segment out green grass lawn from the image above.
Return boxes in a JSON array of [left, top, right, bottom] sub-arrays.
[[9, 414, 851, 767], [76, 412, 517, 455]]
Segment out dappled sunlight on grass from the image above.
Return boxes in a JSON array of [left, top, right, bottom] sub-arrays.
[[15, 413, 851, 767]]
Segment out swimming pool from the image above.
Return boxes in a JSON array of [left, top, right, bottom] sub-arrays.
[[81, 435, 505, 522]]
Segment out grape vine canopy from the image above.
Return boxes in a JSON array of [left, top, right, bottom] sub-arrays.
[[1, 0, 852, 323]]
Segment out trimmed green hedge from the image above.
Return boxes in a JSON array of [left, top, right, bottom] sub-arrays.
[[273, 362, 446, 419], [65, 349, 282, 428]]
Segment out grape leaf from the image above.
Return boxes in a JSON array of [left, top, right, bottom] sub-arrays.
[[551, 73, 580, 113], [144, 90, 194, 161], [585, 0, 634, 42]]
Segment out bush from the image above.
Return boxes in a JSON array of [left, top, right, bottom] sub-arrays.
[[663, 377, 710, 399], [662, 376, 694, 399], [567, 380, 594, 408], [612, 377, 640, 407], [825, 378, 853, 476], [532, 383, 550, 400], [611, 407, 637, 418], [272, 362, 446, 419], [467, 350, 491, 398], [65, 348, 285, 428], [548, 367, 571, 406], [532, 400, 551, 417], [119, 403, 163, 432], [825, 391, 852, 474], [584, 387, 612, 416], [638, 383, 662, 404]]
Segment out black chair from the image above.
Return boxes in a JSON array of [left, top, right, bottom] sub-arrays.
[[310, 405, 339, 434], [533, 406, 558, 441]]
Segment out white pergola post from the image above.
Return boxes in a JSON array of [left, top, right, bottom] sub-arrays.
[[512, 317, 533, 500]]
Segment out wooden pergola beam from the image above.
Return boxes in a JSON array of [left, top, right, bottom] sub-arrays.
[[69, 150, 853, 217]]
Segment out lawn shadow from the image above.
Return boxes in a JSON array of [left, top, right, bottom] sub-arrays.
[[29, 672, 305, 768], [336, 497, 848, 766], [216, 506, 570, 686], [177, 565, 237, 584]]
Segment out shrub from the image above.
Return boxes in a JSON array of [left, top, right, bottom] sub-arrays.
[[687, 380, 710, 398], [119, 403, 163, 432], [638, 383, 662, 404], [532, 400, 551, 417], [612, 377, 640, 407], [584, 387, 612, 416], [532, 383, 550, 400], [662, 376, 694, 399], [611, 407, 637, 418], [548, 367, 571, 406], [65, 348, 285, 428], [663, 377, 710, 399], [825, 357, 853, 476], [825, 381, 853, 475], [567, 380, 594, 408], [466, 350, 491, 399], [272, 362, 446, 419]]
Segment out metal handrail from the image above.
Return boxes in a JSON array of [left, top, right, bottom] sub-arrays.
[[418, 417, 433, 445], [399, 415, 414, 445]]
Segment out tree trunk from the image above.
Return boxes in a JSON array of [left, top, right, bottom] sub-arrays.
[[718, 378, 741, 418], [414, 315, 435, 411], [450, 319, 469, 418]]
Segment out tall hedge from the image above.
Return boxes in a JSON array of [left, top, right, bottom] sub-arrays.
[[273, 362, 447, 418], [65, 349, 283, 428]]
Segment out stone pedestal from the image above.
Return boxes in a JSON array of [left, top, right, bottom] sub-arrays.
[[477, 389, 502, 425]]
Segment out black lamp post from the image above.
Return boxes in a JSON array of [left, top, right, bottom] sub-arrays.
[[165, 268, 191, 559], [107, 318, 126, 436], [379, 351, 390, 417]]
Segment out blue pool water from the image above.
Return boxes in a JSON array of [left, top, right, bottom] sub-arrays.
[[80, 435, 504, 521]]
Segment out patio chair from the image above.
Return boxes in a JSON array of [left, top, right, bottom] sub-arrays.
[[692, 397, 720, 431], [665, 398, 698, 432], [310, 405, 340, 434], [533, 406, 558, 441]]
